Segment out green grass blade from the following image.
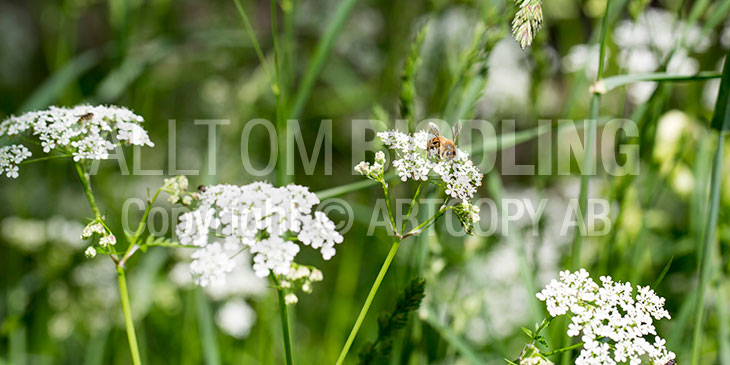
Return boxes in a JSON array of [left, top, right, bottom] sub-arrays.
[[19, 49, 102, 112], [711, 52, 730, 131], [94, 40, 172, 102], [600, 72, 721, 93], [289, 0, 358, 120], [691, 49, 730, 363], [570, 94, 600, 270], [195, 288, 221, 365], [651, 257, 674, 289], [422, 308, 485, 365], [232, 0, 272, 82]]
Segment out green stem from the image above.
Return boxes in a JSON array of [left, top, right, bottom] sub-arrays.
[[75, 162, 102, 218], [545, 342, 585, 357], [231, 0, 272, 82], [600, 71, 721, 92], [570, 93, 600, 270], [116, 266, 142, 365], [402, 205, 450, 239], [271, 274, 294, 365], [401, 181, 423, 232], [691, 130, 726, 365], [130, 189, 162, 245], [336, 240, 401, 365], [19, 154, 73, 165], [270, 0, 290, 186], [381, 181, 399, 236]]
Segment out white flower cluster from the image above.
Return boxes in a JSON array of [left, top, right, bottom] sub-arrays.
[[354, 151, 386, 180], [536, 269, 675, 365], [176, 182, 343, 288], [0, 105, 154, 177], [81, 219, 116, 258], [0, 144, 32, 178], [360, 128, 483, 201]]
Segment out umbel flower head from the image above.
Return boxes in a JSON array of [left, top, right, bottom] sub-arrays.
[[0, 105, 154, 178], [361, 128, 483, 201], [512, 0, 544, 49], [176, 182, 343, 294], [355, 126, 483, 231], [536, 269, 675, 365]]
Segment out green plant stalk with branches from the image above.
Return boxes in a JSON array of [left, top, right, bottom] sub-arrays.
[[335, 178, 452, 364]]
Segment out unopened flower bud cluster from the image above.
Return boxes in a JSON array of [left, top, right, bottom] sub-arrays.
[[279, 264, 324, 306], [162, 175, 198, 205], [81, 219, 116, 259]]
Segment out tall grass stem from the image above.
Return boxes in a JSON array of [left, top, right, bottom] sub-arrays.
[[336, 240, 401, 364]]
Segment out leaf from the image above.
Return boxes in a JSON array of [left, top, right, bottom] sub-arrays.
[[357, 277, 426, 365], [711, 49, 730, 131], [652, 256, 674, 289], [521, 327, 534, 338]]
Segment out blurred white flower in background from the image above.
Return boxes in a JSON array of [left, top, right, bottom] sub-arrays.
[[562, 44, 605, 79], [613, 8, 702, 103], [66, 259, 119, 333], [703, 57, 726, 110], [170, 249, 266, 339], [722, 19, 730, 49], [481, 40, 532, 115], [2, 216, 84, 252], [431, 186, 575, 343], [562, 8, 707, 104], [215, 299, 257, 339]]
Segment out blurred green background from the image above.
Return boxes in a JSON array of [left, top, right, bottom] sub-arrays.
[[2, 0, 730, 363]]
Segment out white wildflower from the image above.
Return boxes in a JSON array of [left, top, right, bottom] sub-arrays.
[[0, 144, 32, 178], [84, 246, 97, 258], [0, 105, 154, 177], [189, 242, 236, 288], [162, 175, 191, 204], [298, 212, 344, 260], [536, 269, 675, 365], [372, 128, 483, 200], [284, 293, 298, 305], [81, 221, 105, 239], [176, 182, 344, 290], [99, 234, 116, 247]]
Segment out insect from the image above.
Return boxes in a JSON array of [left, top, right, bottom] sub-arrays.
[[427, 122, 462, 161], [76, 113, 94, 123], [665, 361, 677, 365]]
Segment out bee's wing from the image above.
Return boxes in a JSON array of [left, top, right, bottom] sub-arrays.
[[429, 122, 441, 137], [451, 122, 462, 144]]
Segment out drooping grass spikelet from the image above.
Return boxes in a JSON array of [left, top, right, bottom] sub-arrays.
[[400, 21, 429, 131], [512, 0, 544, 49], [357, 277, 426, 365]]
